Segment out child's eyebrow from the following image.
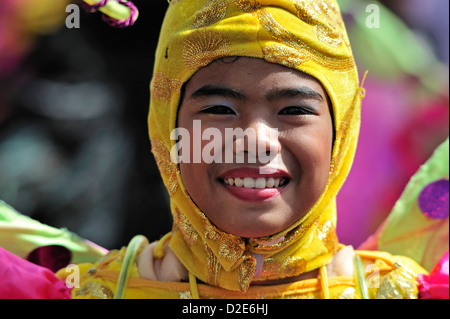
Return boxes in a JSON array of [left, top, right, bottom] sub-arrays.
[[189, 85, 324, 102], [189, 85, 246, 100], [265, 87, 324, 102]]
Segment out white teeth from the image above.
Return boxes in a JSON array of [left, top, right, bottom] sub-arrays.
[[243, 177, 255, 188], [223, 177, 286, 188], [255, 178, 266, 189], [274, 179, 280, 187]]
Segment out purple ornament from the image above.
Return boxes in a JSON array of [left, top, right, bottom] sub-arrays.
[[418, 179, 449, 219]]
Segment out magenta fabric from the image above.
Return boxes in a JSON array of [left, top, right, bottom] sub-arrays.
[[418, 250, 449, 299], [0, 246, 71, 299]]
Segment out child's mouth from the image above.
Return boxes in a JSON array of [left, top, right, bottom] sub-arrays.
[[218, 168, 290, 202], [220, 177, 289, 189]]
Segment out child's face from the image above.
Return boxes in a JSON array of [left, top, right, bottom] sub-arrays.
[[177, 57, 333, 238]]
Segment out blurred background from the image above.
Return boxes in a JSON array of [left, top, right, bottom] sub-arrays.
[[0, 0, 448, 250]]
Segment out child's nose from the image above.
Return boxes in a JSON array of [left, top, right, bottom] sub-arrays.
[[234, 122, 281, 164]]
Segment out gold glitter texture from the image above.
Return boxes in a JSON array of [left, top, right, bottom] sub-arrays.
[[283, 256, 306, 275], [317, 220, 338, 253], [293, 0, 349, 48], [249, 217, 318, 252], [258, 256, 306, 280], [238, 255, 256, 291], [151, 72, 182, 102], [218, 237, 246, 264], [257, 10, 354, 71], [174, 207, 198, 245], [262, 45, 304, 69], [205, 244, 222, 286], [199, 211, 246, 264], [232, 0, 261, 12], [182, 29, 231, 69], [151, 139, 179, 196], [193, 0, 228, 28], [75, 282, 114, 299], [377, 265, 419, 299]]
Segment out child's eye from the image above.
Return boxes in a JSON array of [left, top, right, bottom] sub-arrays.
[[278, 106, 315, 116], [200, 105, 236, 115]]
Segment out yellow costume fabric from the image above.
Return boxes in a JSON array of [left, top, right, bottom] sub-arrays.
[[64, 0, 428, 298], [59, 241, 425, 299]]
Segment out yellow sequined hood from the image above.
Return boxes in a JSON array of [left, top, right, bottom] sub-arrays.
[[148, 0, 363, 292]]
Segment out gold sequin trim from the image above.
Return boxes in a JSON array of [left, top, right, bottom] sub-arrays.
[[314, 24, 343, 48], [232, 0, 261, 12], [75, 282, 114, 299], [205, 243, 222, 286], [151, 72, 182, 102], [283, 256, 306, 276], [183, 29, 231, 69], [200, 211, 245, 263], [218, 237, 246, 264], [258, 256, 306, 280], [256, 10, 355, 71], [377, 265, 419, 299], [238, 254, 256, 291], [151, 139, 179, 196], [259, 257, 279, 279], [193, 0, 228, 28], [203, 218, 222, 242], [316, 220, 338, 253], [249, 217, 318, 252], [293, 0, 349, 48], [262, 45, 304, 70], [174, 207, 198, 245]]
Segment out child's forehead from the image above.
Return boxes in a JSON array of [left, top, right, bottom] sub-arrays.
[[183, 57, 327, 96]]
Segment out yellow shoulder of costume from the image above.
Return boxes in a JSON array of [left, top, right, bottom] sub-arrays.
[[59, 249, 125, 299], [355, 249, 427, 299], [68, 250, 192, 298], [356, 249, 427, 274], [62, 239, 188, 299]]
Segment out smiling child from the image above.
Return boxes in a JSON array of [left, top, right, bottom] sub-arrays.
[[63, 0, 436, 298], [61, 0, 435, 299], [0, 0, 448, 300]]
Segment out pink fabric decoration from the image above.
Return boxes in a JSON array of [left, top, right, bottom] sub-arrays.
[[0, 247, 71, 299], [418, 250, 449, 299]]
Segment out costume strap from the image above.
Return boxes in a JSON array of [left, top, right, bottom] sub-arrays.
[[354, 255, 369, 299], [189, 272, 200, 299], [359, 70, 369, 98], [319, 265, 330, 299], [153, 232, 172, 259], [114, 235, 149, 299]]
